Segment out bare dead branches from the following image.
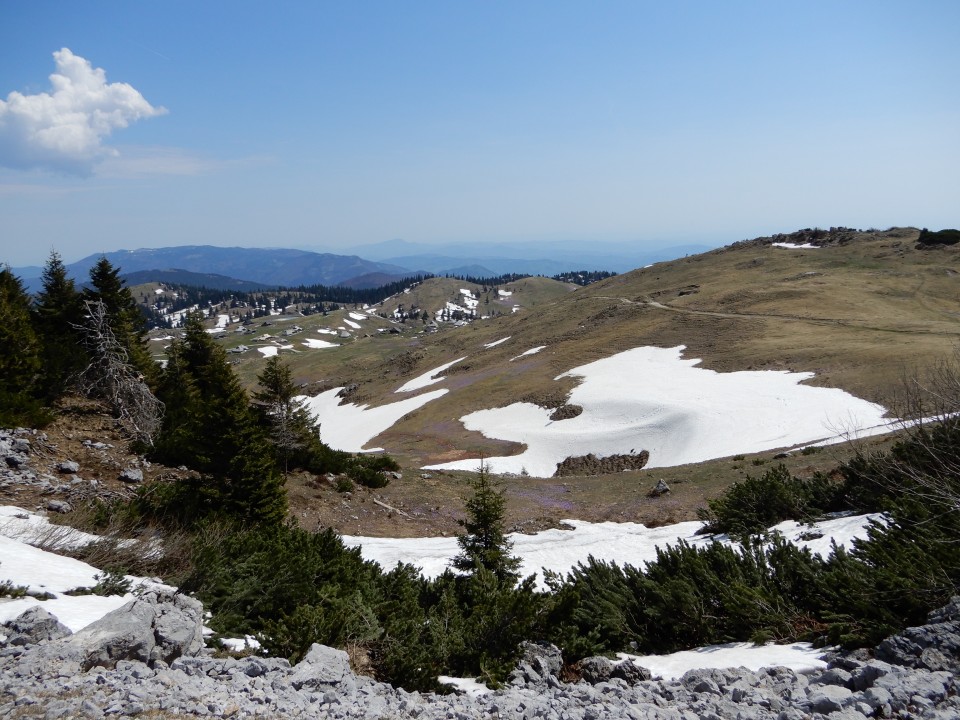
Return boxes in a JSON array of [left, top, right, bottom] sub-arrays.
[[75, 300, 164, 446], [873, 351, 960, 518]]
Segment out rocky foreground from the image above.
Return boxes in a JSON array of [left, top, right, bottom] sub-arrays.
[[2, 586, 959, 719]]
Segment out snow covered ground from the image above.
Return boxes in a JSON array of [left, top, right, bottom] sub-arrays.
[[302, 338, 339, 349], [0, 507, 174, 633], [396, 357, 467, 393], [772, 242, 818, 249], [483, 336, 511, 348], [343, 319, 362, 330], [459, 289, 478, 311], [509, 346, 546, 361], [257, 344, 293, 357], [620, 642, 829, 680], [427, 345, 887, 477], [298, 388, 449, 452], [344, 513, 880, 590]]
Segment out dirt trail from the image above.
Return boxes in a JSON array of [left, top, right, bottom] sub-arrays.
[[593, 295, 958, 337]]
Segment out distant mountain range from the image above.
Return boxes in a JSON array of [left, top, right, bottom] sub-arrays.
[[11, 239, 714, 292], [347, 238, 714, 275], [13, 246, 418, 293]]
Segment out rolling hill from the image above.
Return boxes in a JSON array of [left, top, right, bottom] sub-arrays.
[[205, 227, 955, 462]]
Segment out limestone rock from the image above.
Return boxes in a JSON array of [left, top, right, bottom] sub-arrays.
[[118, 468, 144, 483], [67, 599, 157, 670], [289, 643, 352, 690], [3, 606, 72, 646], [60, 587, 204, 670], [45, 499, 72, 513]]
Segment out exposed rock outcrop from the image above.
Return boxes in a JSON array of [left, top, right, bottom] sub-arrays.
[[555, 450, 649, 477]]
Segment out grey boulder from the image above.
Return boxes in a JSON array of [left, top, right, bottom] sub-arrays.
[[61, 588, 204, 670], [118, 468, 144, 483], [3, 606, 72, 646], [289, 643, 353, 690]]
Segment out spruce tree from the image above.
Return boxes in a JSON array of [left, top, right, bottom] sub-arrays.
[[153, 313, 286, 525], [32, 251, 86, 399], [0, 266, 46, 426], [253, 355, 318, 475], [452, 464, 521, 583]]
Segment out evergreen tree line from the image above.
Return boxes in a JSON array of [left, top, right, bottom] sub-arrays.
[[551, 270, 618, 285], [139, 276, 436, 329], [442, 272, 528, 286], [0, 253, 153, 427]]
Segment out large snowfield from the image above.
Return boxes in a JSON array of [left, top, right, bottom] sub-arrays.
[[426, 346, 888, 476], [300, 344, 889, 467]]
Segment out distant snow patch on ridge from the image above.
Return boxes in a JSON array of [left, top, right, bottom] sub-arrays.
[[348, 312, 367, 321], [459, 289, 478, 309], [483, 337, 511, 348], [772, 242, 818, 249], [396, 357, 467, 393], [425, 345, 887, 477], [299, 388, 448, 452], [343, 319, 361, 329]]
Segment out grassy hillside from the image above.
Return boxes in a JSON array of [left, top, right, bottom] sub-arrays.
[[139, 227, 960, 535], [345, 228, 957, 464]]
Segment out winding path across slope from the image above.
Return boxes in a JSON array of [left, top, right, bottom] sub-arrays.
[[593, 295, 958, 337]]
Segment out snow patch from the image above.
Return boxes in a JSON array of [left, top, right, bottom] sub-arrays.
[[509, 346, 545, 361], [772, 242, 818, 249], [483, 337, 511, 349], [0, 508, 174, 632], [302, 339, 339, 349], [396, 357, 467, 393], [426, 345, 887, 477], [299, 388, 449, 452], [439, 676, 492, 697], [620, 642, 829, 681], [220, 635, 262, 652]]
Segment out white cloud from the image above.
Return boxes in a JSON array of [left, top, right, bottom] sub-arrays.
[[0, 48, 167, 175]]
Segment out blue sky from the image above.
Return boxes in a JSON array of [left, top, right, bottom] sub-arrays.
[[1, 1, 958, 267]]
